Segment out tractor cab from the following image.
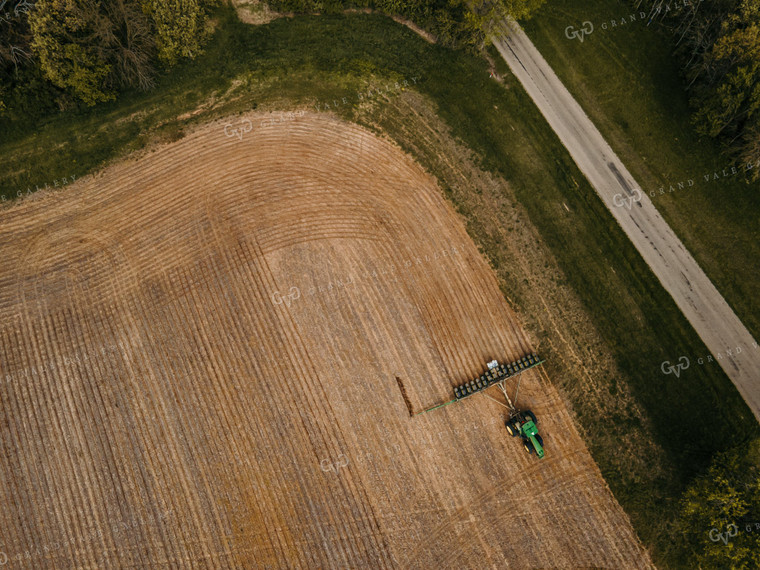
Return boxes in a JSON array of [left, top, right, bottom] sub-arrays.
[[506, 410, 545, 459]]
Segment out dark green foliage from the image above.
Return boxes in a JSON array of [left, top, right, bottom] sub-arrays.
[[149, 0, 212, 65], [0, 0, 39, 116], [267, 0, 545, 49], [29, 0, 158, 104], [267, 0, 477, 48], [636, 0, 760, 176], [680, 438, 760, 569], [4, 0, 545, 114], [4, 0, 217, 111]]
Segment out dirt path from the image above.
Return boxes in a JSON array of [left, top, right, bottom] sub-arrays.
[[0, 112, 652, 568], [492, 20, 760, 422]]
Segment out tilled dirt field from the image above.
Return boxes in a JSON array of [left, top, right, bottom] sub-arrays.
[[0, 112, 653, 568]]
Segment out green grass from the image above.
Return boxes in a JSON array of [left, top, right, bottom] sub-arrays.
[[521, 0, 760, 343], [1, 7, 758, 568]]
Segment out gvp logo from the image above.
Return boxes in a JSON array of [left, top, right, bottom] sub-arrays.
[[661, 356, 690, 378], [709, 524, 739, 545], [271, 287, 300, 307], [0, 551, 7, 566], [612, 188, 643, 209], [320, 454, 349, 474], [565, 21, 594, 42], [223, 118, 253, 140]]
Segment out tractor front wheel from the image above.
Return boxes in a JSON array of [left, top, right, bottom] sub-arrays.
[[523, 440, 534, 454]]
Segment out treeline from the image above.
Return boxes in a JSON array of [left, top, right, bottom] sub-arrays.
[[0, 0, 545, 121], [0, 0, 218, 119], [265, 0, 546, 49], [635, 0, 760, 169]]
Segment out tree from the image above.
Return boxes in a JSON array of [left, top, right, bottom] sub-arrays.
[[738, 119, 760, 172], [97, 0, 156, 90], [679, 438, 760, 569], [29, 0, 113, 104], [499, 0, 546, 20], [149, 0, 209, 66], [29, 0, 156, 105], [691, 1, 760, 171], [635, 0, 760, 177], [467, 0, 545, 40], [0, 0, 36, 113]]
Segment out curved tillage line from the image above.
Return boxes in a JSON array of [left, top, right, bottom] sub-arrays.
[[378, 201, 528, 391], [278, 219, 516, 564], [35, 238, 191, 565], [13, 227, 140, 317], [339, 165, 464, 405], [342, 137, 534, 378], [206, 112, 548, 564]]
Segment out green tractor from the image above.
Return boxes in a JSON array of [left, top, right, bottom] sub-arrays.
[[505, 410, 545, 459]]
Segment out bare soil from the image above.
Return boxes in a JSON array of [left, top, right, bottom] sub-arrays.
[[0, 112, 653, 568]]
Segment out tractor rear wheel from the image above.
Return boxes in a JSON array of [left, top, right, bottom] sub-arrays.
[[523, 440, 534, 454], [524, 410, 537, 425], [506, 422, 518, 437]]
